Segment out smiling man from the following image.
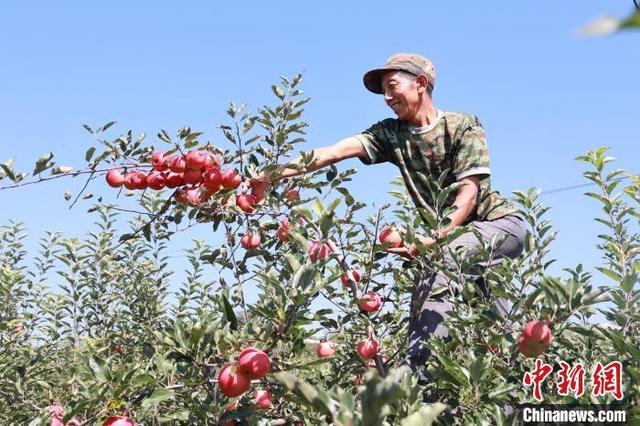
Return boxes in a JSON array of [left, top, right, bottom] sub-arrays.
[[252, 53, 526, 377]]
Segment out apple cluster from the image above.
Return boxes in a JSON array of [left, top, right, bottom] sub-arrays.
[[217, 347, 273, 414], [105, 150, 247, 208]]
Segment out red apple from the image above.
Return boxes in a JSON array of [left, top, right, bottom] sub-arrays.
[[14, 322, 25, 335], [316, 341, 336, 358], [103, 416, 135, 426], [253, 390, 272, 410], [184, 186, 203, 206], [123, 172, 136, 190], [379, 227, 403, 248], [356, 338, 379, 360], [203, 168, 222, 189], [151, 151, 168, 171], [106, 169, 125, 188], [517, 320, 553, 357], [185, 150, 208, 170], [146, 171, 166, 190], [240, 232, 261, 250], [285, 188, 300, 201], [48, 405, 64, 426], [307, 240, 333, 262], [222, 170, 242, 189], [340, 269, 362, 287], [169, 156, 186, 173], [277, 219, 291, 242], [202, 153, 220, 171], [218, 364, 251, 398], [183, 168, 203, 185], [236, 194, 257, 214], [221, 400, 239, 426], [131, 171, 148, 190], [358, 291, 382, 313], [237, 347, 271, 379], [164, 172, 185, 188], [366, 354, 390, 368], [114, 344, 122, 354]]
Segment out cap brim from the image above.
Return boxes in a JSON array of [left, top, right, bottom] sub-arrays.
[[363, 68, 395, 94]]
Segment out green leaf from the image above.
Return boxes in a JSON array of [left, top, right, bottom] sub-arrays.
[[221, 294, 238, 330], [273, 371, 333, 417], [33, 152, 54, 175], [400, 403, 448, 426], [1, 159, 16, 181], [326, 164, 337, 182], [88, 355, 109, 382], [99, 121, 117, 132], [141, 387, 173, 408], [132, 373, 156, 387], [51, 166, 74, 175], [85, 147, 96, 162], [271, 84, 286, 100]]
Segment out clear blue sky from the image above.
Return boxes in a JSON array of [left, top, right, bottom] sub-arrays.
[[1, 1, 638, 301]]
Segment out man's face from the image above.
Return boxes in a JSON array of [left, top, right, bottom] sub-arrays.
[[380, 71, 421, 121]]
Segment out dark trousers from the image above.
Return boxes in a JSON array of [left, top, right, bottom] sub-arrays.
[[404, 214, 526, 372]]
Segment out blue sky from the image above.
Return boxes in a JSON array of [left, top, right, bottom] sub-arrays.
[[1, 1, 638, 302]]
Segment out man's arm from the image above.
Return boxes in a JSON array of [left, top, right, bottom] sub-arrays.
[[251, 137, 367, 197], [440, 175, 480, 237], [388, 175, 480, 257]]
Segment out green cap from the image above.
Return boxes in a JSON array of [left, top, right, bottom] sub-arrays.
[[363, 53, 437, 94]]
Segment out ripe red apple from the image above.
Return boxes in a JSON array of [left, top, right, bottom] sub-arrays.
[[379, 227, 403, 248], [164, 172, 185, 188], [517, 320, 553, 357], [236, 194, 257, 214], [366, 354, 390, 368], [203, 168, 222, 189], [253, 390, 272, 410], [146, 171, 166, 190], [277, 219, 291, 242], [356, 338, 379, 360], [222, 170, 242, 189], [202, 153, 220, 171], [183, 168, 203, 185], [185, 150, 208, 170], [184, 186, 203, 206], [307, 240, 333, 262], [221, 400, 239, 426], [169, 156, 186, 173], [14, 322, 25, 335], [237, 347, 271, 379], [316, 341, 336, 358], [218, 364, 251, 398], [131, 171, 148, 190], [103, 416, 135, 426], [151, 151, 168, 171], [358, 291, 382, 313], [48, 405, 64, 426], [340, 269, 362, 287], [114, 344, 122, 354], [285, 188, 300, 201], [241, 232, 261, 250], [106, 169, 125, 188], [123, 172, 136, 190], [354, 375, 362, 386]]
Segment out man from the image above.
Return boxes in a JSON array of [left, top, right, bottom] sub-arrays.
[[252, 53, 525, 374]]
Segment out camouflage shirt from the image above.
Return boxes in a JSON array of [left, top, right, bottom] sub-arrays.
[[353, 110, 518, 225]]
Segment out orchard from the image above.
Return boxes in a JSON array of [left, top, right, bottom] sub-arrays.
[[0, 74, 638, 425]]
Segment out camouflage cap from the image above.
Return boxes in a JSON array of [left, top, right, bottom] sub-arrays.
[[363, 53, 437, 94]]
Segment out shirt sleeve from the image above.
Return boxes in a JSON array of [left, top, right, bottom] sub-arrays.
[[452, 116, 491, 180], [353, 120, 393, 166]]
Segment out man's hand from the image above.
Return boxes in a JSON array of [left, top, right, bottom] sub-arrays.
[[248, 171, 273, 203], [384, 227, 435, 259]]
